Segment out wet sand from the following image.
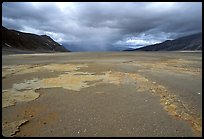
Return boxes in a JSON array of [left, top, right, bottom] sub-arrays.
[[2, 52, 202, 137]]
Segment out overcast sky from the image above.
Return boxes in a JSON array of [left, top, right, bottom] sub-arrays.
[[2, 2, 202, 51]]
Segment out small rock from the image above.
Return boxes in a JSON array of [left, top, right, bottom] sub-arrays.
[[165, 102, 170, 105], [29, 115, 33, 117], [43, 122, 47, 125], [84, 129, 87, 132], [197, 92, 201, 95], [145, 100, 148, 102], [152, 89, 156, 93]]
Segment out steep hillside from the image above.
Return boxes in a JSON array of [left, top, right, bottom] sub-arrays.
[[125, 33, 202, 51], [2, 26, 70, 52]]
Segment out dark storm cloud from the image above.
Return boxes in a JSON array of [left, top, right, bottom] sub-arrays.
[[2, 2, 202, 51]]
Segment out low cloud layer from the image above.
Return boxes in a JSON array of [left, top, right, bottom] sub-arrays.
[[2, 2, 202, 51]]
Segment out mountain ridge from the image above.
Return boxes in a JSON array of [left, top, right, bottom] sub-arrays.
[[124, 33, 202, 51], [2, 26, 70, 52]]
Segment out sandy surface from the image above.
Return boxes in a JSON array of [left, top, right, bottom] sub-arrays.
[[2, 52, 202, 137]]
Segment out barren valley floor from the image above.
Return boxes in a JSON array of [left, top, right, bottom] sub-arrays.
[[2, 52, 202, 137]]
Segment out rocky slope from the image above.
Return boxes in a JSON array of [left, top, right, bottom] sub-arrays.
[[2, 26, 70, 52], [125, 33, 202, 51]]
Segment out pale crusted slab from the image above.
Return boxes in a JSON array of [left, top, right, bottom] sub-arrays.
[[2, 119, 29, 137], [2, 90, 40, 108]]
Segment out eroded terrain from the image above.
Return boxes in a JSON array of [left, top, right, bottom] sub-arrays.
[[2, 52, 202, 137]]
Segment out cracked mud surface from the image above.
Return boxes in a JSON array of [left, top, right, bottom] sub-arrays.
[[2, 52, 202, 137]]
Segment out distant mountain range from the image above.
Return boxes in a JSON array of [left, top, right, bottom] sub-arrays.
[[2, 26, 70, 52], [124, 33, 202, 51]]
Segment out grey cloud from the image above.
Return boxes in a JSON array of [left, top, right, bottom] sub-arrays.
[[2, 2, 202, 51]]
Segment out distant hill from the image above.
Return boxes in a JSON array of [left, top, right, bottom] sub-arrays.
[[2, 26, 70, 52], [123, 48, 137, 51], [124, 33, 202, 51]]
